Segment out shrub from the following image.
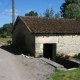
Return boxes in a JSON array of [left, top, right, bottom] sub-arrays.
[[0, 34, 7, 38], [78, 53, 80, 58], [7, 40, 12, 45]]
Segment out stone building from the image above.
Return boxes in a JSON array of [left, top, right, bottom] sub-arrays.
[[12, 16, 80, 60]]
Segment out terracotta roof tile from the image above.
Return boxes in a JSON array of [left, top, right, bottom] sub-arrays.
[[19, 16, 80, 34]]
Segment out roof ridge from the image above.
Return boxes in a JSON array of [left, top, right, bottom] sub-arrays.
[[12, 16, 80, 34], [19, 16, 77, 21]]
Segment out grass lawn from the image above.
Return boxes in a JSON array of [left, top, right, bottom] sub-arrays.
[[51, 67, 80, 80], [0, 38, 12, 44]]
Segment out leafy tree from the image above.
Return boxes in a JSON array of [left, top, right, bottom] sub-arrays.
[[54, 12, 61, 18], [25, 11, 38, 16], [65, 4, 80, 19], [60, 0, 80, 21], [0, 23, 12, 36], [43, 8, 54, 18], [0, 28, 3, 34]]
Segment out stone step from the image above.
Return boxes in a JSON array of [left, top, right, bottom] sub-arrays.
[[40, 57, 64, 68]]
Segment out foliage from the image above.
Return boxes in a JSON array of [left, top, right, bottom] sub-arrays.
[[51, 67, 80, 80], [65, 55, 72, 59], [25, 11, 38, 16], [78, 53, 80, 57], [65, 4, 80, 21], [7, 40, 12, 45], [61, 53, 65, 58], [0, 23, 12, 36], [25, 8, 61, 19], [0, 34, 7, 38], [60, 0, 80, 21], [73, 53, 80, 60], [24, 64, 28, 66], [54, 12, 61, 18], [43, 7, 54, 18], [0, 38, 12, 44]]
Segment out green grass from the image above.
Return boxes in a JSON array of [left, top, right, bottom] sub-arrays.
[[0, 38, 12, 44], [22, 63, 28, 66], [50, 67, 80, 80], [25, 64, 28, 66]]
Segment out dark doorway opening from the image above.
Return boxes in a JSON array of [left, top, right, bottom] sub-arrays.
[[43, 43, 56, 61]]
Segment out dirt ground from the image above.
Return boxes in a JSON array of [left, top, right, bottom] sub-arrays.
[[0, 45, 55, 80], [15, 55, 55, 80]]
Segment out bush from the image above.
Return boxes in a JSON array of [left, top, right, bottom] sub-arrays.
[[7, 40, 12, 45], [0, 34, 7, 38], [78, 53, 80, 58]]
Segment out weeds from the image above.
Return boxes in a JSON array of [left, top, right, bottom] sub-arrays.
[[25, 64, 28, 66], [73, 53, 80, 61], [0, 38, 12, 44]]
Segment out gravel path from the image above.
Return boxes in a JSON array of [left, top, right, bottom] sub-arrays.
[[0, 45, 55, 80]]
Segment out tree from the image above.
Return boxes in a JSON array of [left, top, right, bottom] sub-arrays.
[[54, 12, 61, 18], [60, 0, 80, 21], [65, 4, 80, 19], [25, 11, 38, 16], [0, 23, 12, 35], [43, 8, 54, 18]]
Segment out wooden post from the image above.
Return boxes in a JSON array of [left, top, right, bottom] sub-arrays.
[[52, 44, 56, 61], [12, 0, 15, 26]]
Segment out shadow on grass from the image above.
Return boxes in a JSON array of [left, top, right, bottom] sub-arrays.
[[0, 45, 21, 55]]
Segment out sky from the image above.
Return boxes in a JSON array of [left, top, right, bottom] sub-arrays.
[[0, 0, 65, 27]]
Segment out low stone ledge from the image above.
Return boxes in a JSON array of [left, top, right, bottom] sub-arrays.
[[56, 56, 80, 69], [40, 58, 64, 68], [70, 59, 80, 64]]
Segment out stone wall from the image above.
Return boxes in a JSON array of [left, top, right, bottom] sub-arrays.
[[12, 19, 35, 56], [35, 35, 80, 57]]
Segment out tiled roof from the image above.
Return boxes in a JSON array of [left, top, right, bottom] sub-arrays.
[[18, 16, 80, 34]]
